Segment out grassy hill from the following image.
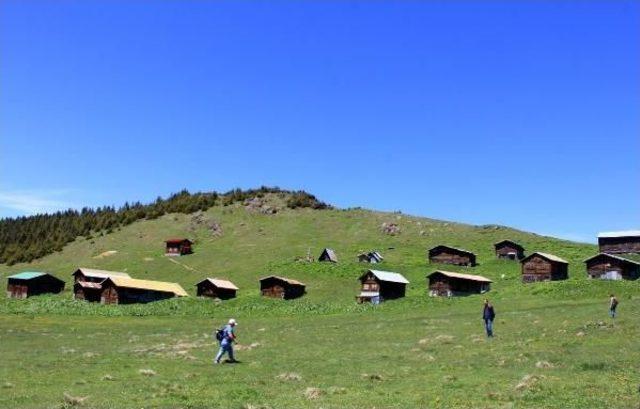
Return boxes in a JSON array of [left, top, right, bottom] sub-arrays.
[[1, 192, 638, 408]]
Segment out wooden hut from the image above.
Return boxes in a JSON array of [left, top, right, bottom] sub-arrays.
[[165, 238, 193, 256], [494, 240, 525, 260], [520, 252, 568, 283], [357, 251, 384, 264], [427, 270, 492, 297], [318, 248, 338, 263], [584, 253, 640, 281], [195, 278, 239, 300], [259, 275, 306, 299], [100, 277, 188, 304], [428, 245, 476, 266], [597, 231, 640, 254], [6, 272, 65, 299], [72, 268, 131, 302], [356, 270, 409, 303]]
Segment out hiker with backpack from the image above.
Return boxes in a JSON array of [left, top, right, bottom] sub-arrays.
[[483, 299, 496, 337], [609, 294, 619, 319], [214, 318, 238, 364]]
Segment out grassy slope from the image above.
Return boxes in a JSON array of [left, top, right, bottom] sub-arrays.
[[1, 194, 638, 408]]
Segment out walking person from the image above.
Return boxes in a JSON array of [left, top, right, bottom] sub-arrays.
[[609, 294, 619, 319], [483, 299, 496, 337], [215, 318, 238, 364]]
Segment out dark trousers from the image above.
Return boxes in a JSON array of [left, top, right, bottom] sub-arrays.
[[484, 318, 494, 337]]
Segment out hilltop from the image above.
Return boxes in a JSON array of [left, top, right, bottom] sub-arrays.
[[1, 189, 631, 316], [1, 190, 639, 408]]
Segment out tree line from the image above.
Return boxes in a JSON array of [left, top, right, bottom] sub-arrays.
[[0, 187, 329, 265]]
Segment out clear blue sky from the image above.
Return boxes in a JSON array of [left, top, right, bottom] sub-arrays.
[[1, 1, 638, 243]]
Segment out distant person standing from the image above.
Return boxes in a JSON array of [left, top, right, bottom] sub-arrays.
[[215, 318, 238, 364], [483, 299, 496, 337], [609, 294, 619, 319]]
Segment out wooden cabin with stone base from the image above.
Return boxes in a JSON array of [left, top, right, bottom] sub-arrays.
[[597, 231, 640, 254], [72, 268, 131, 302], [520, 252, 568, 283], [356, 270, 409, 303], [494, 240, 525, 260], [165, 238, 193, 256], [195, 278, 238, 300], [427, 270, 491, 297], [259, 275, 306, 300], [428, 245, 476, 266], [6, 272, 65, 299], [584, 253, 640, 281]]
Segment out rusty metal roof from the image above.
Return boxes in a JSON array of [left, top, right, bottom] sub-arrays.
[[428, 270, 492, 283], [105, 277, 188, 296], [197, 278, 239, 290], [73, 268, 131, 280], [259, 275, 305, 286], [165, 238, 192, 244], [75, 281, 102, 289]]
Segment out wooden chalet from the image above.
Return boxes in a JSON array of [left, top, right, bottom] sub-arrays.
[[100, 277, 188, 304], [584, 253, 640, 281], [6, 272, 65, 299], [520, 252, 568, 283], [356, 270, 409, 304], [259, 275, 306, 300], [72, 268, 131, 302], [597, 231, 640, 254], [165, 238, 193, 256], [357, 251, 384, 264], [195, 278, 239, 300], [494, 240, 525, 260], [427, 270, 491, 297], [318, 248, 338, 263], [428, 245, 476, 266]]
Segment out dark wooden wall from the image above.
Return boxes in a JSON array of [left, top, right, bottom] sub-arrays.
[[428, 274, 489, 296], [586, 256, 640, 280], [521, 256, 568, 283], [429, 249, 476, 266], [598, 237, 640, 254], [495, 244, 524, 260], [196, 282, 236, 299], [7, 276, 64, 299]]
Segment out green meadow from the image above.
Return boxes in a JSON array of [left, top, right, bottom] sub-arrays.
[[0, 195, 638, 408]]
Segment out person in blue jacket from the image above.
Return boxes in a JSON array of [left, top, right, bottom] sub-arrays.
[[215, 318, 238, 364], [483, 299, 496, 337]]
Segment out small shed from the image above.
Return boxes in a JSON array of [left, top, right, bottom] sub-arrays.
[[165, 238, 193, 256], [72, 268, 132, 302], [357, 251, 384, 264], [6, 272, 65, 299], [584, 253, 640, 281], [318, 248, 338, 263], [356, 270, 409, 303], [259, 275, 306, 300], [597, 231, 640, 254], [494, 240, 525, 260], [520, 252, 568, 283], [100, 277, 188, 304], [428, 245, 476, 266], [195, 278, 239, 299], [427, 270, 492, 297]]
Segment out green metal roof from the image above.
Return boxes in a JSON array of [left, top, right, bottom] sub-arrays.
[[7, 272, 47, 280]]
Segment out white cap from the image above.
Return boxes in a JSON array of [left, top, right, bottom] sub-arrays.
[[228, 318, 237, 325]]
